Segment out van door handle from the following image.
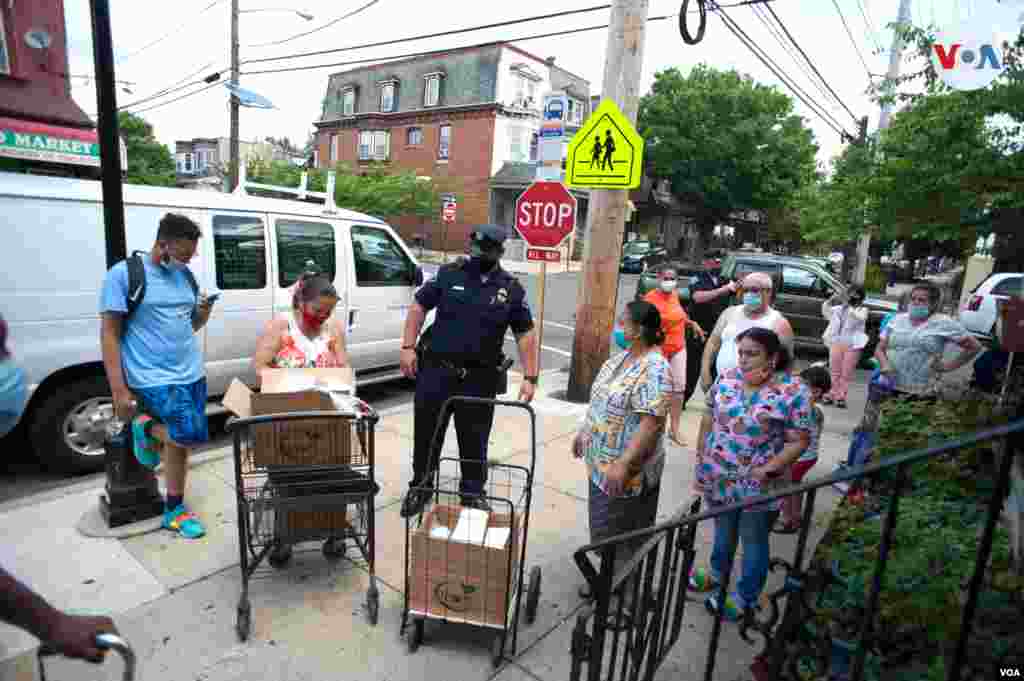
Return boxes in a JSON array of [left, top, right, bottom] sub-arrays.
[[348, 309, 358, 330]]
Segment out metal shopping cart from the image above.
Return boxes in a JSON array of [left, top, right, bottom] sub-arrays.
[[37, 634, 135, 680], [400, 397, 541, 668], [226, 397, 380, 641]]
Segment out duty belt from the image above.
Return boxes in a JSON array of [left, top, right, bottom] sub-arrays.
[[425, 355, 513, 380]]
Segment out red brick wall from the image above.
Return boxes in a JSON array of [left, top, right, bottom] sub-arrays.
[[316, 109, 496, 253]]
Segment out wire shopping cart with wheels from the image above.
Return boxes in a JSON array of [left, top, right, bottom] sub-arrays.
[[37, 634, 136, 680], [400, 397, 541, 668], [226, 398, 380, 641]]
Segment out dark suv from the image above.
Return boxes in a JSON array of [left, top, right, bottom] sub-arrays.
[[636, 253, 897, 362]]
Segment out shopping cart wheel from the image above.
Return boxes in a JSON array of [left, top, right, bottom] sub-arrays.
[[491, 633, 505, 668], [365, 585, 379, 626], [236, 604, 252, 642], [322, 537, 346, 561], [268, 543, 292, 569], [525, 565, 542, 625], [407, 618, 423, 653]]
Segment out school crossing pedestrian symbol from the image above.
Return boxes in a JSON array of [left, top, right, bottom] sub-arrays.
[[565, 99, 644, 190]]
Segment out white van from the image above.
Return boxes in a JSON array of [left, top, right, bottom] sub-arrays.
[[0, 172, 427, 473]]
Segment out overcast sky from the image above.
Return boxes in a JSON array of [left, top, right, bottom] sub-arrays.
[[64, 0, 1022, 170]]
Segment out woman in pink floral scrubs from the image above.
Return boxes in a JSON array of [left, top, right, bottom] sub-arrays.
[[689, 327, 813, 621], [252, 271, 350, 379]]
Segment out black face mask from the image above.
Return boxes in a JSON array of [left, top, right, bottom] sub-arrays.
[[850, 298, 864, 306]]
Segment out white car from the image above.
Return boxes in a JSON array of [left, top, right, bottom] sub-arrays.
[[959, 272, 1023, 337]]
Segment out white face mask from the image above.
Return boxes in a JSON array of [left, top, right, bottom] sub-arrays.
[[660, 279, 677, 293]]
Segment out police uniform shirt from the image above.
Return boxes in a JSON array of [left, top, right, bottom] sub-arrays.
[[415, 260, 534, 362], [687, 270, 728, 333]]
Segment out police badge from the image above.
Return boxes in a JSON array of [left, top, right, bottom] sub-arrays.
[[496, 288, 508, 304]]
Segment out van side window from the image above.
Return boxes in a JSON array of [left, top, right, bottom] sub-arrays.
[[782, 266, 819, 296], [351, 225, 415, 287], [276, 220, 337, 287], [213, 215, 267, 290]]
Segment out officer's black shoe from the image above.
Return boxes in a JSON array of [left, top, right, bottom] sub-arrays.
[[460, 495, 492, 512], [400, 488, 433, 518]]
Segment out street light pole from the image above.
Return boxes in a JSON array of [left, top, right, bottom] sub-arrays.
[[229, 0, 241, 192]]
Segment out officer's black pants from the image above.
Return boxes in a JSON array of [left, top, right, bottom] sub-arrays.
[[413, 364, 497, 496], [683, 332, 705, 406]]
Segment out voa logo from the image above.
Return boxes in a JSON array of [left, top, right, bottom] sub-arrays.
[[930, 18, 1009, 91], [1001, 669, 1022, 678]]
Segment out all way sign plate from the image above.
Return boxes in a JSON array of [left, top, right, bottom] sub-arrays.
[[565, 99, 644, 190]]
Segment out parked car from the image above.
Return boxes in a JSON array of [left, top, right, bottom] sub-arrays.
[[0, 172, 427, 473], [636, 253, 898, 364], [619, 240, 668, 274], [959, 272, 1023, 338]]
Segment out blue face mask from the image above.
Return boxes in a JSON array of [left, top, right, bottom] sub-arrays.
[[743, 292, 763, 310], [908, 304, 930, 320], [613, 327, 631, 350]]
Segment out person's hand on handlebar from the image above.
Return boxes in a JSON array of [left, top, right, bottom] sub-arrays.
[[399, 348, 418, 379], [46, 612, 119, 664]]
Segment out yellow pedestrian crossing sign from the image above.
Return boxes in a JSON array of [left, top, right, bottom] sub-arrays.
[[565, 99, 644, 190]]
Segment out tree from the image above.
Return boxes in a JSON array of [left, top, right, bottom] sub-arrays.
[[638, 65, 819, 262], [117, 112, 175, 187], [246, 160, 439, 221]]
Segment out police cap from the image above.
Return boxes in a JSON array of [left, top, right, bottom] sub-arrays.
[[470, 224, 508, 248]]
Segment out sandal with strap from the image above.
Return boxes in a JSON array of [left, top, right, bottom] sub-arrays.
[[688, 566, 719, 592]]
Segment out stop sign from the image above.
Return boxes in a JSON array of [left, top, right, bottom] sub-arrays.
[[514, 181, 577, 249]]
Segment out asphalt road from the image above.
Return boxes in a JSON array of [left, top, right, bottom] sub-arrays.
[[1, 271, 862, 504]]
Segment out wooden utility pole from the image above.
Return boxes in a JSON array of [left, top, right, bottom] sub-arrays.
[[566, 0, 649, 402], [228, 0, 241, 191]]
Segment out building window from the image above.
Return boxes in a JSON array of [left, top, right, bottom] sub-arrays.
[[424, 74, 442, 107], [508, 125, 529, 163], [341, 88, 355, 116], [328, 134, 337, 162], [438, 124, 451, 160], [513, 74, 538, 108], [379, 82, 396, 113], [567, 98, 584, 124], [358, 130, 390, 161], [407, 127, 423, 146], [184, 153, 193, 172], [0, 11, 9, 75]]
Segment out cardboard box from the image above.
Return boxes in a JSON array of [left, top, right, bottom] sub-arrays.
[[409, 505, 520, 627], [222, 368, 356, 469]]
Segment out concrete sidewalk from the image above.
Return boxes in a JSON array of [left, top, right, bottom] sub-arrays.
[[0, 371, 848, 681]]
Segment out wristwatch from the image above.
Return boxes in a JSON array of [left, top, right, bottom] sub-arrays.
[[524, 375, 539, 385]]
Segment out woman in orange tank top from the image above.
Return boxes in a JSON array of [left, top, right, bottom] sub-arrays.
[[643, 264, 706, 444]]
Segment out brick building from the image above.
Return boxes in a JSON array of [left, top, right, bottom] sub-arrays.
[[313, 42, 590, 251], [0, 0, 109, 178]]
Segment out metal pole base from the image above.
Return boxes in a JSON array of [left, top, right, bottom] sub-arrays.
[[100, 431, 164, 528]]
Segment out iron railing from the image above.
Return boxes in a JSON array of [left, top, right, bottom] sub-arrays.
[[570, 417, 1024, 681]]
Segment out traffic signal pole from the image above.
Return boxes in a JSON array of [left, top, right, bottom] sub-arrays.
[[566, 0, 649, 402]]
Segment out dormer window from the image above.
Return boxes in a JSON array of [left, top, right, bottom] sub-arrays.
[[423, 72, 444, 107], [341, 87, 356, 116], [379, 79, 398, 113]]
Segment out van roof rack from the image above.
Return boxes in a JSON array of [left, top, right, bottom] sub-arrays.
[[232, 162, 339, 215]]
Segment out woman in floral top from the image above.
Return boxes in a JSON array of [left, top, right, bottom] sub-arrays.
[[689, 327, 813, 621], [252, 271, 351, 380], [573, 301, 671, 599]]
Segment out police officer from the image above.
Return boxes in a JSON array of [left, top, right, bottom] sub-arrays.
[[681, 256, 737, 408], [398, 225, 539, 518]]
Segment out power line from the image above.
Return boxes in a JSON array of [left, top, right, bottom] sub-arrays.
[[830, 0, 873, 81], [127, 80, 223, 116], [762, 3, 860, 121], [245, 0, 385, 48], [715, 5, 853, 138], [749, 4, 840, 111], [116, 0, 227, 64], [854, 0, 884, 53], [243, 5, 613, 66], [242, 18, 670, 76]]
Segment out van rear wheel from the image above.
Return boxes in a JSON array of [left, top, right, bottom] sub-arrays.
[[30, 374, 113, 475]]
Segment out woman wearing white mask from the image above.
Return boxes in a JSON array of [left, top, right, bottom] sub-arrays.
[[643, 265, 706, 444], [700, 272, 794, 392], [820, 285, 869, 408], [874, 282, 981, 397]]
